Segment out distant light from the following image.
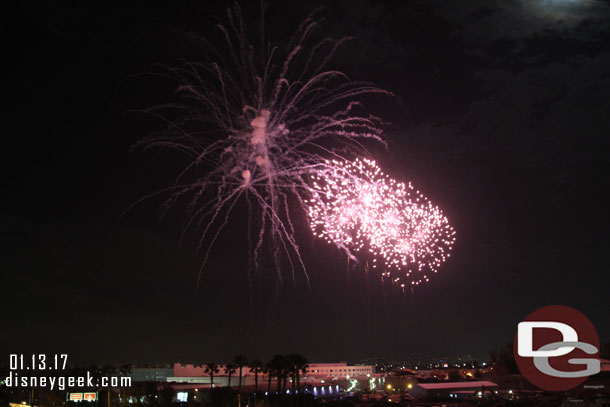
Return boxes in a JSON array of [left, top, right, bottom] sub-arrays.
[[407, 384, 412, 389], [386, 384, 392, 390]]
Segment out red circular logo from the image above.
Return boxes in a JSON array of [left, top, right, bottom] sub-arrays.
[[514, 305, 600, 391]]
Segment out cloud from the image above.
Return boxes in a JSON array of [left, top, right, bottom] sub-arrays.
[[419, 0, 610, 41], [410, 51, 610, 173]]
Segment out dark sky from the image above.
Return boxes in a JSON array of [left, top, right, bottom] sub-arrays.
[[7, 0, 610, 366]]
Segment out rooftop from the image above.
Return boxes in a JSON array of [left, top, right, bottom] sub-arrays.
[[417, 381, 498, 390]]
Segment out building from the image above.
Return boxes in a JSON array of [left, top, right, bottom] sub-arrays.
[[170, 364, 256, 388], [129, 367, 174, 382], [304, 363, 374, 378], [411, 381, 498, 400], [173, 364, 255, 378], [385, 370, 418, 392], [168, 362, 375, 389]]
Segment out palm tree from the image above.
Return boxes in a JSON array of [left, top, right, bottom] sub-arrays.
[[232, 355, 247, 393], [204, 362, 220, 390], [287, 354, 309, 394], [248, 359, 264, 394], [264, 362, 274, 395], [269, 355, 288, 394], [286, 354, 297, 395], [224, 363, 236, 389]]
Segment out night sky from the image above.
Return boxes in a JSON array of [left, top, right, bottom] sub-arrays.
[[8, 0, 610, 366]]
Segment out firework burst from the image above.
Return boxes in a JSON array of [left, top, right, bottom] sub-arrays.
[[134, 5, 391, 286], [307, 158, 456, 286]]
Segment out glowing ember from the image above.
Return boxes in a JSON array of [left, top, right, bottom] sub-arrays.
[[307, 158, 456, 285]]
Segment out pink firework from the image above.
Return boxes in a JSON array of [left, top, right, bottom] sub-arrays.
[[307, 158, 456, 286], [132, 5, 392, 286]]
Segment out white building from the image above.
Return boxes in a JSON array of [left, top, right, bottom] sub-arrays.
[[168, 362, 375, 388], [411, 381, 498, 400], [129, 367, 174, 382], [304, 363, 374, 378]]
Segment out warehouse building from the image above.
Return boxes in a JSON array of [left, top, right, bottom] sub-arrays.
[[411, 381, 498, 400]]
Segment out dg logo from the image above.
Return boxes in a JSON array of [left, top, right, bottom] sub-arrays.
[[514, 305, 601, 391]]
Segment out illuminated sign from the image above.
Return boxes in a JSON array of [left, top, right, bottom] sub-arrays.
[[69, 393, 83, 401], [176, 392, 188, 402], [67, 392, 97, 402], [84, 393, 97, 401]]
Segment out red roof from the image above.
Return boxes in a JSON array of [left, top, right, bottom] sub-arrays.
[[417, 381, 498, 390]]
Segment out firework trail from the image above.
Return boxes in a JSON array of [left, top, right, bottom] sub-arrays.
[[307, 158, 456, 286], [134, 4, 391, 286]]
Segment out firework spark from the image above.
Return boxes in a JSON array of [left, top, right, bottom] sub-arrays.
[[134, 5, 391, 286], [307, 158, 456, 286]]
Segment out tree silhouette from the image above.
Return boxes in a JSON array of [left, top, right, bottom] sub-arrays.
[[248, 359, 264, 395], [269, 355, 290, 394], [264, 362, 273, 395], [286, 354, 309, 394], [489, 342, 518, 375], [204, 362, 220, 405], [224, 363, 236, 389], [232, 355, 247, 393]]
